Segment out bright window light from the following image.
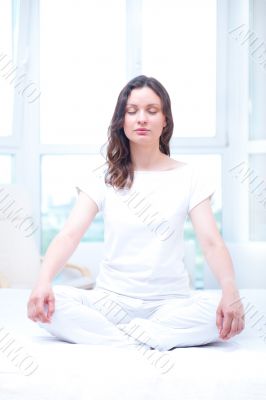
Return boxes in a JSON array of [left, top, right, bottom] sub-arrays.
[[0, 0, 14, 137], [40, 0, 127, 145], [0, 155, 13, 183], [142, 0, 217, 138]]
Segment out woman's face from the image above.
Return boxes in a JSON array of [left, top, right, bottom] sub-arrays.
[[123, 87, 166, 146]]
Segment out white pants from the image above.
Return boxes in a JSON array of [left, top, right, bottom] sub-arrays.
[[39, 285, 222, 351]]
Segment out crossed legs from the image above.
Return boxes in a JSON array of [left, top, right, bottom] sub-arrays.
[[39, 285, 221, 351]]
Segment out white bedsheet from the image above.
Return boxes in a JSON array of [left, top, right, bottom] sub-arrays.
[[0, 288, 266, 400]]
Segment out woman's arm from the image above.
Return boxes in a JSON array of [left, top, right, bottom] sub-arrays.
[[27, 192, 98, 323], [37, 191, 99, 284], [189, 198, 237, 292], [189, 198, 245, 340]]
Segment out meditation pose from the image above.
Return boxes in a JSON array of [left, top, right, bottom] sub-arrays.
[[27, 75, 245, 351]]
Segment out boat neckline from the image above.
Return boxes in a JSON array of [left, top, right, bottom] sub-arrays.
[[133, 163, 188, 173]]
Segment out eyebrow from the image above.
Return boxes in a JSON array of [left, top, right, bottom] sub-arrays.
[[126, 103, 161, 107]]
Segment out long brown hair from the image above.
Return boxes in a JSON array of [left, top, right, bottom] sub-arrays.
[[100, 75, 174, 190]]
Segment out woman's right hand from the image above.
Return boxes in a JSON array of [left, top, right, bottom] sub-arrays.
[[27, 282, 55, 324]]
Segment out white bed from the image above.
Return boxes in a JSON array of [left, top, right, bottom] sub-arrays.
[[0, 288, 266, 400]]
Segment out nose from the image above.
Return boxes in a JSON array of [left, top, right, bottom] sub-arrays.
[[137, 110, 148, 125]]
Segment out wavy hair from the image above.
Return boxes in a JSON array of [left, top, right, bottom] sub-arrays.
[[100, 75, 174, 190]]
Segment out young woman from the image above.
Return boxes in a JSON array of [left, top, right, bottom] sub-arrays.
[[27, 75, 245, 351]]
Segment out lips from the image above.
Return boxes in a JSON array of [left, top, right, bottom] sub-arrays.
[[135, 129, 149, 135]]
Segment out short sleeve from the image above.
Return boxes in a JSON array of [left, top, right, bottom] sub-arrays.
[[188, 165, 216, 213], [75, 169, 105, 212]]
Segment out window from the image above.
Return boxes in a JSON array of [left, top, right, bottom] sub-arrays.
[[8, 1, 248, 292], [142, 0, 217, 138], [40, 0, 126, 145], [0, 0, 14, 138], [249, 0, 266, 141], [0, 155, 13, 184], [248, 0, 266, 241], [38, 1, 224, 287], [249, 154, 266, 241]]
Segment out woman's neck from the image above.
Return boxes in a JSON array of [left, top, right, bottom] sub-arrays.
[[130, 149, 168, 171]]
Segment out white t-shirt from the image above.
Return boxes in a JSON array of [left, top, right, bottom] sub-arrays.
[[76, 163, 216, 300]]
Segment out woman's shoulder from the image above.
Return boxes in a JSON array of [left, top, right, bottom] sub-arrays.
[[169, 159, 187, 169], [167, 158, 193, 172], [170, 159, 201, 171]]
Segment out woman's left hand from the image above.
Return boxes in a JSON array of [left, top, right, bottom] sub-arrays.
[[216, 291, 245, 340]]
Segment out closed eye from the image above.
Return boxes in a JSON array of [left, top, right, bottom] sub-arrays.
[[126, 110, 158, 115]]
